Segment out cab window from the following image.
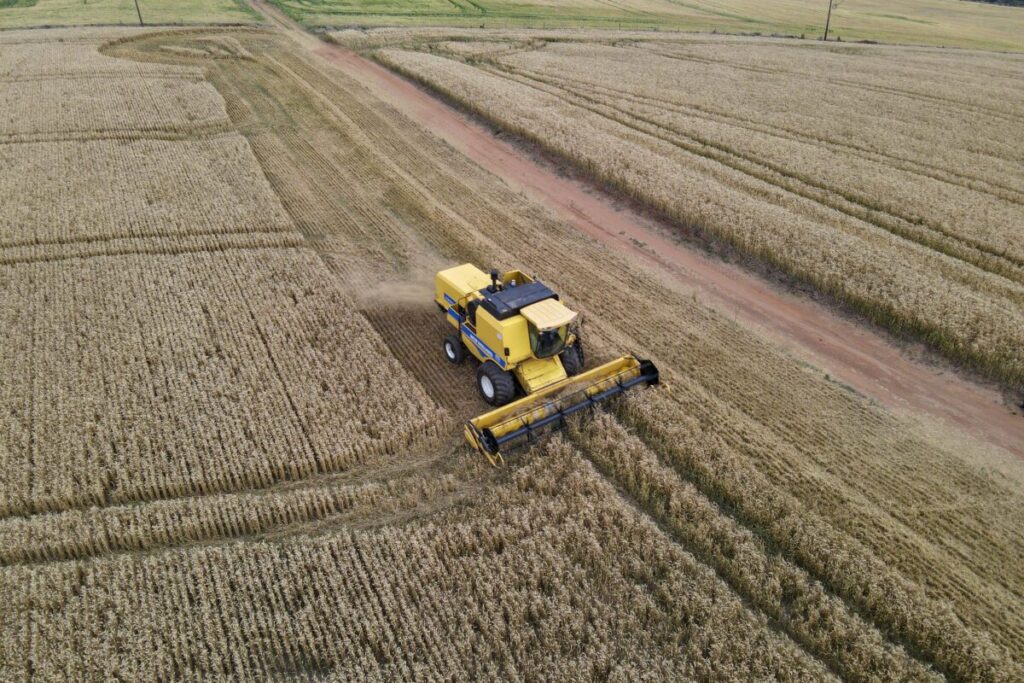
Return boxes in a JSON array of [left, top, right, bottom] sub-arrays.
[[529, 324, 567, 358]]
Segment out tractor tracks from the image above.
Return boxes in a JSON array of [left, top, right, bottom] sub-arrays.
[[566, 406, 1022, 681]]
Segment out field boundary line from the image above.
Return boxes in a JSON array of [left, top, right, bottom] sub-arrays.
[[0, 231, 304, 268], [0, 121, 234, 146]]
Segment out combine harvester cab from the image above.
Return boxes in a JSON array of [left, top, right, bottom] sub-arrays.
[[435, 264, 659, 464]]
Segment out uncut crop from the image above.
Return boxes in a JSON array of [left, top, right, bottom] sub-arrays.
[[374, 34, 1024, 389], [3, 27, 1024, 681], [276, 0, 1024, 51], [0, 448, 834, 681], [0, 136, 294, 246], [0, 1, 259, 29], [0, 248, 445, 516]]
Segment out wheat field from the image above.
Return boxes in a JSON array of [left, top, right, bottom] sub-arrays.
[[369, 32, 1024, 389], [0, 0, 260, 29], [270, 0, 1024, 51], [0, 24, 1022, 680]]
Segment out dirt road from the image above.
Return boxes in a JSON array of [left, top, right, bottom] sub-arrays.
[[249, 0, 1023, 460]]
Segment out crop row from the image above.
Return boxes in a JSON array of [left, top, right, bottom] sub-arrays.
[[507, 40, 1024, 195], [615, 390, 1022, 681], [490, 58, 1024, 277], [0, 447, 833, 680], [0, 38, 204, 80], [635, 39, 1024, 126], [570, 412, 939, 681], [0, 135, 294, 247], [0, 248, 445, 517]]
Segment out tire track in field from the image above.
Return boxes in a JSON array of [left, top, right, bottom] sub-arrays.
[[610, 396, 1023, 681], [635, 44, 1024, 126], [0, 124, 234, 146], [496, 53, 1024, 206], [0, 455, 476, 567], [479, 60, 1024, 285], [563, 414, 937, 683], [484, 39, 1024, 204], [0, 232, 302, 267]]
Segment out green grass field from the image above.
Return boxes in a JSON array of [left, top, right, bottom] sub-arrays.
[[0, 0, 261, 28], [271, 0, 1024, 51]]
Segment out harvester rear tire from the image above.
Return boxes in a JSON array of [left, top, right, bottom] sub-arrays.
[[443, 335, 464, 364], [561, 343, 584, 376], [477, 363, 515, 406]]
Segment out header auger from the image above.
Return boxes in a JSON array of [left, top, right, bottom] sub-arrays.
[[435, 264, 659, 464]]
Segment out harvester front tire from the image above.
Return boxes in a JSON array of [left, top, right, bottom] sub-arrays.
[[477, 363, 515, 406], [443, 335, 464, 364], [561, 343, 584, 376]]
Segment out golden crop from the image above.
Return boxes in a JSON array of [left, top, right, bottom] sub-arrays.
[[1, 27, 1022, 680], [374, 34, 1024, 388], [0, 136, 294, 246]]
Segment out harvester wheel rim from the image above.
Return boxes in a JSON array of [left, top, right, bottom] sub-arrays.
[[443, 334, 464, 364], [480, 374, 495, 400]]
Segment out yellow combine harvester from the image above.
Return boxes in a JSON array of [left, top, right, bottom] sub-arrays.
[[435, 264, 659, 464]]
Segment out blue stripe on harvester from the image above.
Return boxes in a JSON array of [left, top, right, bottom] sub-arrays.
[[443, 293, 456, 306], [460, 324, 506, 369], [445, 304, 506, 368]]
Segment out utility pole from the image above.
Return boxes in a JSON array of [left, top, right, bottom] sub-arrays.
[[823, 0, 837, 41]]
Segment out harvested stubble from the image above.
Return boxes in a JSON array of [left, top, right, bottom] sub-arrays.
[[373, 34, 1024, 389]]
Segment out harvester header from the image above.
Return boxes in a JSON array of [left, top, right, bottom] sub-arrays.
[[435, 264, 659, 464]]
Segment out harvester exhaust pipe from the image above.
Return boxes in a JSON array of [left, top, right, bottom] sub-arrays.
[[465, 355, 659, 465]]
